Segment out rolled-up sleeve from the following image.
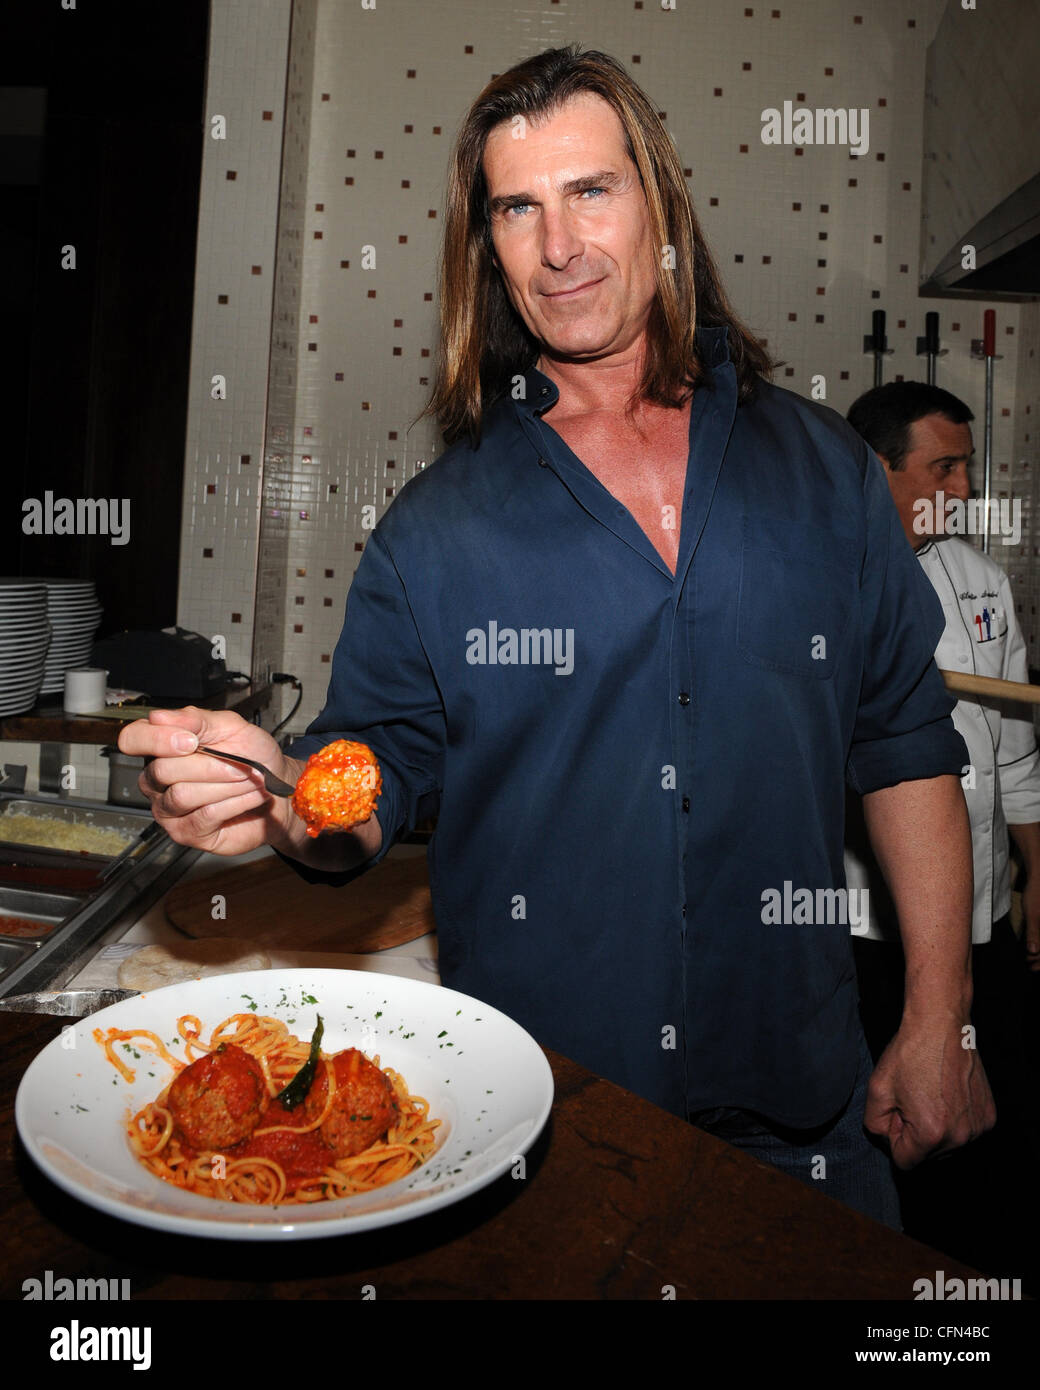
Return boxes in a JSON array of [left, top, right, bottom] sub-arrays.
[[279, 527, 445, 883], [845, 445, 969, 794]]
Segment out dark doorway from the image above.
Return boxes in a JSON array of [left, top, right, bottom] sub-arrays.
[[1, 1, 210, 638]]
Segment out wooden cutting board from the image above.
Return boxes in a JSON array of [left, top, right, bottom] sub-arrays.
[[164, 852, 435, 952]]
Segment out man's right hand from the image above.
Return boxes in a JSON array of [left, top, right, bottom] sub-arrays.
[[118, 707, 301, 856]]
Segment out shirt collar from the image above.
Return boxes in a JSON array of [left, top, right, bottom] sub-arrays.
[[515, 323, 732, 419]]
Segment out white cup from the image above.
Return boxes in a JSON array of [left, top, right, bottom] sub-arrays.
[[64, 667, 109, 714]]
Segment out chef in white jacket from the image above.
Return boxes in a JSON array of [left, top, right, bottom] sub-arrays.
[[844, 381, 1038, 1272], [845, 382, 1040, 977]]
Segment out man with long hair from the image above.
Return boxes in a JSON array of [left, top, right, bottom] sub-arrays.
[[123, 46, 992, 1227]]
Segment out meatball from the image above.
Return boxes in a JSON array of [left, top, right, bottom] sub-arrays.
[[317, 1048, 399, 1159], [167, 1043, 267, 1150], [291, 740, 381, 838]]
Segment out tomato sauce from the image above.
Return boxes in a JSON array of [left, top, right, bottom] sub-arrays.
[[291, 739, 381, 838], [229, 1097, 332, 1180], [0, 914, 55, 938]]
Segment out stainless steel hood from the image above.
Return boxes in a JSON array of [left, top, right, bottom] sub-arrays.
[[920, 0, 1040, 299]]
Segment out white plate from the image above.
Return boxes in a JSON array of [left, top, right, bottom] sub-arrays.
[[15, 968, 554, 1240]]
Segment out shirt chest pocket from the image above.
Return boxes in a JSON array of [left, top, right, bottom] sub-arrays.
[[737, 516, 858, 679]]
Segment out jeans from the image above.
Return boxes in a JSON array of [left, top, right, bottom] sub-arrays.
[[690, 1030, 901, 1230]]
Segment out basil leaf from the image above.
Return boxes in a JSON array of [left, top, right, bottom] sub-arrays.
[[274, 1014, 324, 1110]]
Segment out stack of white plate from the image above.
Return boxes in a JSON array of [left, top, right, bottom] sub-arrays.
[[39, 580, 104, 696], [0, 580, 51, 716]]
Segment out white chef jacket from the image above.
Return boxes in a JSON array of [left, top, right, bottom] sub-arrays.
[[846, 535, 1040, 944]]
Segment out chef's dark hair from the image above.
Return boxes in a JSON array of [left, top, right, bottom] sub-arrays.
[[420, 43, 774, 449], [847, 382, 974, 471]]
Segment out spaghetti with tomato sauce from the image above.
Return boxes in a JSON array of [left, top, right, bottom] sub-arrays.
[[94, 1013, 440, 1204]]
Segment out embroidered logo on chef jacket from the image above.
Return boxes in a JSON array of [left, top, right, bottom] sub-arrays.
[[965, 603, 1008, 643]]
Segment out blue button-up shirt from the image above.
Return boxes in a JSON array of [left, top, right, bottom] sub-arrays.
[[287, 325, 967, 1127]]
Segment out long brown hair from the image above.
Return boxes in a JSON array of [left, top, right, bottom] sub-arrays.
[[419, 44, 774, 449]]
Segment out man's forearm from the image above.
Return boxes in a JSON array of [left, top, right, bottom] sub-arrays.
[[267, 756, 384, 872], [1008, 821, 1040, 877], [862, 774, 973, 1022]]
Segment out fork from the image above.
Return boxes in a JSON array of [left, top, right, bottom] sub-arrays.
[[199, 745, 297, 797]]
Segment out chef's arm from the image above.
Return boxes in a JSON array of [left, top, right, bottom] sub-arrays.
[[859, 773, 995, 1168], [1008, 822, 1040, 970], [1008, 820, 1040, 874]]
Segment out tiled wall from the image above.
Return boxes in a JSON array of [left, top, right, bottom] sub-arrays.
[[177, 0, 295, 681], [180, 0, 1037, 737]]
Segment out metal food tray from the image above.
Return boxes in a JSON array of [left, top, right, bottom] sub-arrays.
[[0, 796, 151, 866], [0, 886, 82, 942], [0, 939, 37, 977]]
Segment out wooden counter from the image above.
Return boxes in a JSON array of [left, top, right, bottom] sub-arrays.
[[0, 1012, 996, 1303]]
